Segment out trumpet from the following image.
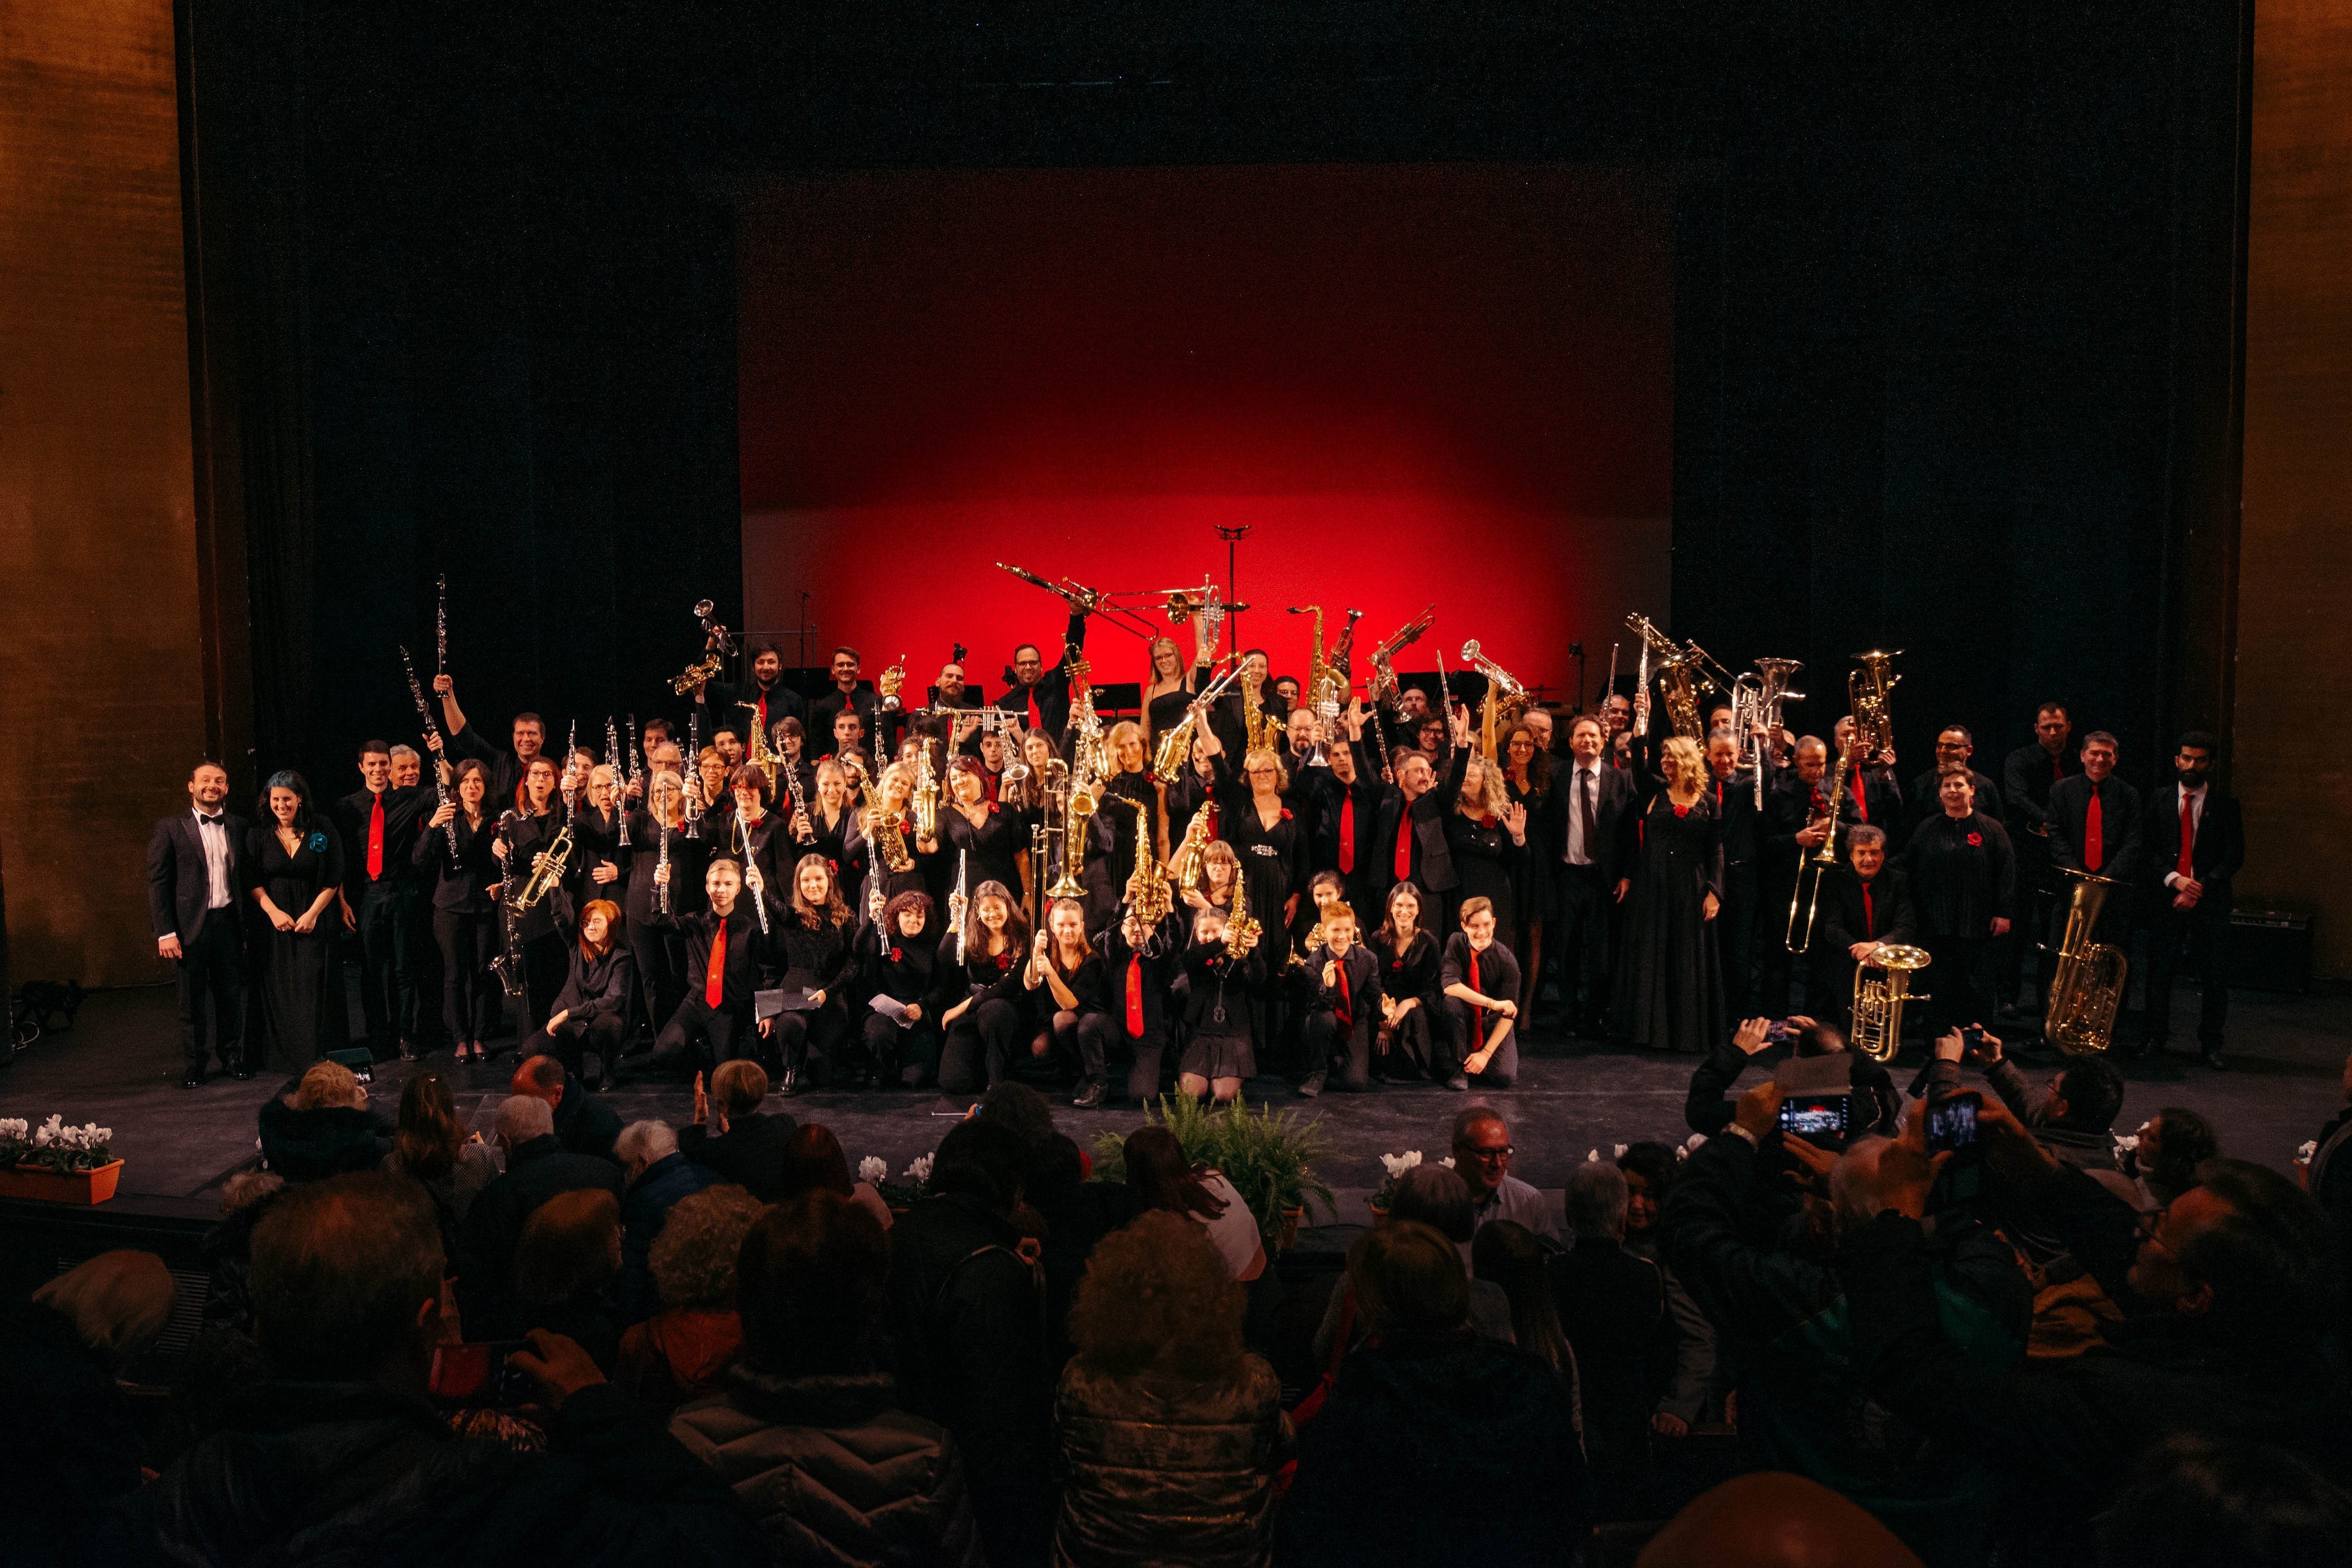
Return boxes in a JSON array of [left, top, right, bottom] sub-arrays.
[[1851, 943, 1931, 1064], [1152, 654, 1240, 779], [514, 821, 574, 912]]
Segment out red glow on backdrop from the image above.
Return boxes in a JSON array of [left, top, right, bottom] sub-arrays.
[[737, 163, 1678, 705]]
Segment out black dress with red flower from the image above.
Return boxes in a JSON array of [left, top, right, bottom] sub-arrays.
[[1610, 791, 1727, 1054], [939, 800, 1022, 898], [1209, 755, 1309, 933]]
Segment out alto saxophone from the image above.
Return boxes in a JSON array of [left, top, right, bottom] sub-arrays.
[[1223, 867, 1261, 958]]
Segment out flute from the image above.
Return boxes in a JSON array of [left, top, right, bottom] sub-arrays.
[[399, 645, 459, 858], [738, 813, 769, 936]]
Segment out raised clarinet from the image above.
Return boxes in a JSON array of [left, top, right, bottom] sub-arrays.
[[399, 645, 459, 858], [434, 575, 449, 675], [685, 712, 704, 839], [608, 717, 630, 849]]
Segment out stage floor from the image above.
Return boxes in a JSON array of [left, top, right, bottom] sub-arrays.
[[4, 981, 2345, 1220]]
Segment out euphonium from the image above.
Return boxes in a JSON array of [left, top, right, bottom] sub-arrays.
[[1851, 943, 1931, 1064], [515, 821, 574, 911], [1223, 867, 1261, 958], [1166, 801, 1216, 891], [1850, 649, 1902, 759], [2046, 870, 2128, 1054]]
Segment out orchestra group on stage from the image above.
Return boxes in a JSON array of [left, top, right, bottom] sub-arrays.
[[149, 575, 2246, 1102]]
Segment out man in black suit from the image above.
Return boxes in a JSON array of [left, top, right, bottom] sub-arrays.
[[2001, 702, 2082, 1012], [702, 638, 808, 749], [1703, 729, 1767, 1021], [333, 740, 429, 1062], [2044, 731, 2142, 1045], [2140, 732, 2246, 1071], [1548, 713, 1635, 1036], [1904, 724, 2006, 849], [994, 608, 1090, 742], [148, 760, 250, 1087], [1810, 825, 1920, 1025]]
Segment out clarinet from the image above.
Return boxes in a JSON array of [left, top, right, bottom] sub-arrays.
[[490, 810, 527, 997], [738, 813, 770, 936], [657, 815, 672, 915], [685, 712, 703, 840], [953, 849, 970, 965], [608, 717, 629, 849], [782, 743, 814, 843], [868, 823, 888, 942], [564, 720, 579, 826], [399, 645, 459, 858]]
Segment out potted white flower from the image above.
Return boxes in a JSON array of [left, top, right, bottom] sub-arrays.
[[0, 1115, 122, 1204]]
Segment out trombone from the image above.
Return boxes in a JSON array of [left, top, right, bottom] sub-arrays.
[[995, 562, 1164, 640], [1784, 737, 1851, 953]]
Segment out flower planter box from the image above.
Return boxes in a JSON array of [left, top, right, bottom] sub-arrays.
[[0, 1160, 123, 1205], [1276, 1206, 1305, 1252]]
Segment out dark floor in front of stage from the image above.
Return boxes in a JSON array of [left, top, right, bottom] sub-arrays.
[[5, 980, 2346, 1226]]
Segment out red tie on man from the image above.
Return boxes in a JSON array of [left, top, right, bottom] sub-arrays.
[[757, 693, 768, 746], [2178, 792, 2195, 879], [1394, 808, 1413, 883], [706, 921, 727, 1009], [1850, 766, 1868, 823], [2083, 787, 2104, 873], [1333, 960, 1352, 1031], [1027, 687, 1042, 731], [1338, 793, 1355, 875], [367, 792, 385, 881], [1862, 881, 1874, 936], [1126, 954, 1145, 1037]]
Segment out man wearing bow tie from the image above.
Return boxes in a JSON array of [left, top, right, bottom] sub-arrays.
[[148, 761, 252, 1086]]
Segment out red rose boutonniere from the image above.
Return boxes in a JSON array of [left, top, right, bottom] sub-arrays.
[[888, 947, 904, 964], [1966, 831, 1983, 847], [1279, 808, 1293, 822]]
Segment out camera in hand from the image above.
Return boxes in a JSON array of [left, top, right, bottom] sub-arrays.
[[1959, 1024, 1987, 1053], [428, 1341, 533, 1407], [1779, 1092, 1850, 1141], [1927, 1090, 1982, 1154]]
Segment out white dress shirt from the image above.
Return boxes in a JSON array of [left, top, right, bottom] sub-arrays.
[[167, 808, 235, 952], [2163, 783, 2208, 890]]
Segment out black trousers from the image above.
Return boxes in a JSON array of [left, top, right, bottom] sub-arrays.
[[655, 996, 757, 1071], [353, 885, 417, 1051], [773, 999, 853, 1083], [1758, 868, 1807, 1017], [1919, 934, 1993, 1039], [1439, 998, 1519, 1087], [174, 912, 246, 1075], [2003, 830, 2053, 1007], [1551, 862, 1614, 1030], [859, 1012, 943, 1088], [1109, 1015, 1169, 1103], [521, 932, 567, 1032], [404, 893, 444, 1045], [433, 908, 500, 1043], [1375, 1004, 1437, 1079], [2142, 896, 2230, 1047], [1716, 862, 1759, 1021], [1303, 1009, 1375, 1092], [547, 1013, 630, 1081], [939, 997, 1024, 1095], [1046, 1007, 1113, 1087], [628, 919, 685, 1038]]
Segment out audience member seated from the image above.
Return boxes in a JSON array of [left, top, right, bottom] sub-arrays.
[[1123, 1124, 1266, 1282], [981, 1082, 1132, 1356], [616, 1184, 763, 1416], [1660, 1081, 2031, 1568], [670, 1192, 983, 1566], [2307, 1044, 2352, 1302], [258, 1060, 390, 1181], [512, 1051, 622, 1162], [676, 1061, 796, 1198], [1617, 1142, 1723, 1429], [105, 1173, 766, 1565], [1469, 1218, 1579, 1405], [1924, 1026, 2123, 1169], [199, 1171, 287, 1337], [1552, 1158, 1682, 1519], [1841, 1096, 2351, 1567], [1452, 1104, 1561, 1241], [1053, 1210, 1288, 1567], [776, 1120, 895, 1231], [0, 1251, 175, 1560], [2096, 1431, 2352, 1568], [883, 1117, 1054, 1568], [512, 1187, 625, 1372], [1684, 1017, 1901, 1139], [384, 1071, 500, 1229], [2125, 1105, 2218, 1210], [1635, 1472, 1925, 1568], [457, 1094, 625, 1338], [1312, 1163, 1515, 1367], [1276, 1219, 1593, 1567], [614, 1119, 718, 1324]]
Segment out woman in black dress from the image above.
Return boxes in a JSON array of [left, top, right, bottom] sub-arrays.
[[1371, 881, 1444, 1081], [1501, 721, 1554, 1021], [1903, 765, 2016, 1036], [1611, 736, 1727, 1054], [772, 853, 858, 1091], [570, 764, 629, 914], [1088, 722, 1157, 924], [244, 770, 350, 1075], [796, 760, 857, 875], [855, 889, 962, 1090], [414, 760, 502, 1060], [938, 758, 1022, 894], [1179, 906, 1263, 1105], [1445, 752, 1528, 939], [1141, 623, 1214, 760], [939, 881, 1035, 1094], [1201, 735, 1309, 933]]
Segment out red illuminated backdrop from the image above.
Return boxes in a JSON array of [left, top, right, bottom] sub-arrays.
[[737, 163, 1677, 706]]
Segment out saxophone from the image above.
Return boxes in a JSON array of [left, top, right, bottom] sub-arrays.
[[1152, 654, 1239, 779], [1223, 867, 1261, 958], [865, 804, 916, 874], [1243, 664, 1275, 755], [911, 742, 941, 843], [1165, 801, 1216, 891], [1122, 798, 1173, 925]]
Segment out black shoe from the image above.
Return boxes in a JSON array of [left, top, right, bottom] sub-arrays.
[[181, 1070, 204, 1089], [2202, 1048, 2229, 1071], [1071, 1082, 1106, 1109], [233, 1067, 255, 1081], [1446, 1073, 1469, 1092], [398, 1039, 418, 1062], [779, 1070, 806, 1096]]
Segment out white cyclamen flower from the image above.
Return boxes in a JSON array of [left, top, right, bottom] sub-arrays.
[[858, 1156, 888, 1185], [1378, 1151, 1423, 1179], [1613, 1143, 1628, 1159], [2297, 1140, 2318, 1164], [907, 1154, 934, 1183], [1586, 1149, 1600, 1162], [0, 1119, 27, 1139], [1440, 1156, 1455, 1169]]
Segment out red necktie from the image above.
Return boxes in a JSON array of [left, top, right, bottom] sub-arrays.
[[1862, 881, 1875, 936], [2178, 792, 2195, 878], [367, 792, 385, 880], [1339, 793, 1355, 874], [2084, 787, 2104, 872], [1715, 779, 1723, 809], [2052, 754, 2063, 783], [1467, 948, 1484, 1037], [757, 693, 768, 743], [1394, 805, 1413, 882], [1850, 767, 1868, 822], [706, 920, 727, 1008], [1126, 954, 1145, 1037], [1333, 959, 1352, 1029], [1027, 688, 1041, 730]]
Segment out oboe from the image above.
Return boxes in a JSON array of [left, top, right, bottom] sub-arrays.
[[399, 645, 459, 858], [685, 713, 703, 839]]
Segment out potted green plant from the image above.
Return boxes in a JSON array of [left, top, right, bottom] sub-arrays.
[[0, 1115, 122, 1205], [1092, 1096, 1335, 1252]]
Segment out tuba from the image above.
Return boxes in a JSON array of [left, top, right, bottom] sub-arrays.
[[1851, 943, 1931, 1064], [1849, 650, 1901, 759], [2045, 870, 2128, 1054], [1732, 659, 1805, 807]]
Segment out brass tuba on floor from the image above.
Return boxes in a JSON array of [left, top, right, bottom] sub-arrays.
[[2046, 869, 2128, 1054], [1852, 943, 1931, 1064]]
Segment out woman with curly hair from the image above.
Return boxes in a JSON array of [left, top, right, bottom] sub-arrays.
[[1445, 750, 1528, 941], [245, 770, 350, 1073], [615, 1183, 764, 1415], [1053, 1209, 1287, 1568]]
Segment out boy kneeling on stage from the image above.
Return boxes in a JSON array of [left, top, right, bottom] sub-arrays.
[[1440, 896, 1520, 1092], [1298, 903, 1382, 1097]]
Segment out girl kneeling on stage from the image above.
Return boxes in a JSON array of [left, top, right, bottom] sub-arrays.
[[1372, 881, 1444, 1082], [543, 892, 636, 1088], [938, 881, 1033, 1094], [768, 854, 857, 1094], [857, 890, 960, 1090], [1026, 896, 1113, 1108], [647, 857, 776, 1076], [1180, 906, 1262, 1106]]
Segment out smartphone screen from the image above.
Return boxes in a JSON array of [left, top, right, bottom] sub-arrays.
[[428, 1341, 531, 1405], [1927, 1093, 1981, 1154], [1959, 1025, 1987, 1053], [1779, 1092, 1850, 1141]]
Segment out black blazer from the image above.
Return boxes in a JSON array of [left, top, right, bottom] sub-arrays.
[[2046, 774, 2144, 881], [1816, 865, 1921, 956], [2142, 784, 2244, 902], [1546, 759, 1637, 885], [2001, 741, 2081, 836], [678, 1110, 800, 1201], [1369, 747, 1470, 900], [993, 609, 1090, 738], [148, 809, 248, 943]]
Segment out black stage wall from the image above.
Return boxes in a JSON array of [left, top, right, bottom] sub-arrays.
[[172, 1, 2247, 827]]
